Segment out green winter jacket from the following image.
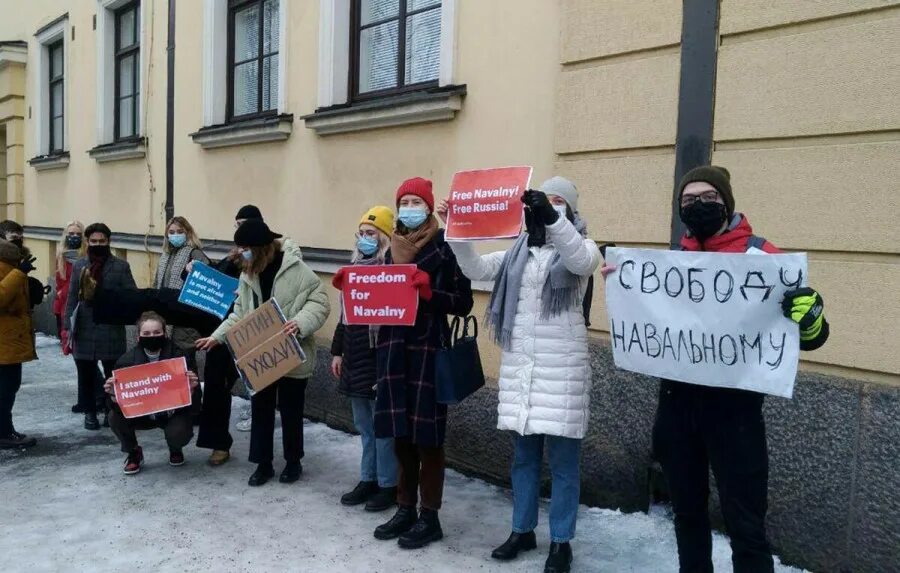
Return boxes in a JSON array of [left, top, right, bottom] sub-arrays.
[[211, 245, 330, 379]]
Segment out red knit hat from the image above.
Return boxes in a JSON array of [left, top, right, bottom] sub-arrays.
[[395, 177, 434, 212]]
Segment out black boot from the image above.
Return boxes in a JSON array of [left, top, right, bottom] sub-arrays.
[[398, 509, 443, 549], [492, 531, 537, 561], [248, 463, 275, 487], [84, 412, 100, 431], [374, 505, 417, 540], [341, 481, 379, 506], [0, 431, 37, 449], [544, 542, 573, 573], [71, 404, 84, 414], [365, 486, 398, 512], [279, 462, 302, 483]]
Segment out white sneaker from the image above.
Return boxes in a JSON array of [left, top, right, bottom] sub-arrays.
[[236, 417, 252, 432]]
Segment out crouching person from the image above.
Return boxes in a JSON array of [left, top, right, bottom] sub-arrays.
[[104, 312, 200, 475]]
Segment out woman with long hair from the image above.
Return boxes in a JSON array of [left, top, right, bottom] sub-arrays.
[[53, 221, 86, 412]]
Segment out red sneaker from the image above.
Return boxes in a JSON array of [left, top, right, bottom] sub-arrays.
[[123, 447, 144, 475], [169, 449, 185, 467]]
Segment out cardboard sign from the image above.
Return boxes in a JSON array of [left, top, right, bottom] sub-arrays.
[[178, 261, 240, 319], [341, 264, 419, 326], [224, 299, 306, 393], [604, 247, 808, 398], [112, 358, 192, 418], [445, 166, 533, 241]]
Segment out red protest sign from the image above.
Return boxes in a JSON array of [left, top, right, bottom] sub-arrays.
[[341, 264, 419, 326], [445, 166, 533, 241], [112, 358, 193, 419]]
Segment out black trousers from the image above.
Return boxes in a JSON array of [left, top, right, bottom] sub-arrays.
[[197, 345, 237, 451], [75, 359, 115, 415], [0, 364, 23, 436], [108, 403, 193, 453], [653, 381, 774, 573], [249, 377, 307, 465]]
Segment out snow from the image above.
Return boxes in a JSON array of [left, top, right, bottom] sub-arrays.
[[0, 336, 806, 573]]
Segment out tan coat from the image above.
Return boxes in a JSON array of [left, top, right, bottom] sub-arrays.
[[0, 255, 36, 365]]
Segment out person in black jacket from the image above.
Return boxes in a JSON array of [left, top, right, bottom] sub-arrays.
[[331, 206, 399, 512], [103, 312, 200, 475]]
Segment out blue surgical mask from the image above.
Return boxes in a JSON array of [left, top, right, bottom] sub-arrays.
[[241, 250, 253, 261], [356, 235, 379, 256], [168, 233, 187, 248], [398, 207, 428, 230]]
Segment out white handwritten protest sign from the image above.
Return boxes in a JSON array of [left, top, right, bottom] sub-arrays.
[[604, 247, 808, 398]]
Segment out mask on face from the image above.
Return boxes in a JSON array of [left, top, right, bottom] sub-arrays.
[[680, 201, 728, 241], [65, 235, 83, 250], [553, 205, 569, 221], [168, 233, 187, 248], [398, 207, 428, 230], [356, 235, 379, 256], [138, 335, 166, 353], [241, 250, 253, 262], [88, 244, 111, 259]]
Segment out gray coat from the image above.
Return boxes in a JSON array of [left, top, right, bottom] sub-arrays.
[[65, 256, 136, 361]]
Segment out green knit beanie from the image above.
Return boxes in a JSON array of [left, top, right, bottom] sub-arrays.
[[678, 165, 734, 216]]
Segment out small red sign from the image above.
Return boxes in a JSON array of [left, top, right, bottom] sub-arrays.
[[112, 358, 193, 419], [341, 264, 419, 326], [445, 166, 533, 241]]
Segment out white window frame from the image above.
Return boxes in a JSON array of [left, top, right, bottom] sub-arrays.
[[317, 0, 458, 108], [96, 0, 146, 145], [34, 16, 69, 156], [201, 0, 288, 127]]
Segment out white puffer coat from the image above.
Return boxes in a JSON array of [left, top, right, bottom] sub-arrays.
[[450, 217, 601, 439]]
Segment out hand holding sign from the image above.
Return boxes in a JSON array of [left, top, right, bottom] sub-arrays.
[[445, 166, 533, 241], [112, 358, 193, 418], [338, 264, 419, 326]]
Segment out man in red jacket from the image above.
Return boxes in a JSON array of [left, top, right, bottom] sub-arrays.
[[604, 166, 829, 573]]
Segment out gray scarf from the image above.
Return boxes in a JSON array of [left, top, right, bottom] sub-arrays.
[[486, 216, 588, 350]]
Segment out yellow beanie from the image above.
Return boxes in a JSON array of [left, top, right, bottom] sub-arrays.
[[359, 206, 395, 237]]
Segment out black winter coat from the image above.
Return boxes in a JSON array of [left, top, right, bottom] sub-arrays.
[[331, 321, 377, 400]]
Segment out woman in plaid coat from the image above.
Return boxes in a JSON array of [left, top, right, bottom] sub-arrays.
[[369, 178, 473, 549]]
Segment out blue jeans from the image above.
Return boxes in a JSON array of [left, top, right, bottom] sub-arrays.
[[511, 433, 582, 543], [351, 397, 398, 488]]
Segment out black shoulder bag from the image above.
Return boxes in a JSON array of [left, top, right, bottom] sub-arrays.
[[435, 316, 486, 405]]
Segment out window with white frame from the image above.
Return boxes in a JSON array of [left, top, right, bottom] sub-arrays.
[[33, 15, 69, 158]]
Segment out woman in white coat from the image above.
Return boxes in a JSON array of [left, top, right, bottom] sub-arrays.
[[438, 176, 600, 573]]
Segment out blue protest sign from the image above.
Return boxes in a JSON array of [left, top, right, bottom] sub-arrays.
[[178, 261, 240, 320]]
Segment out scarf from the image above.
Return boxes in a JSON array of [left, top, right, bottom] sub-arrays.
[[486, 216, 588, 350], [155, 245, 195, 290], [390, 217, 439, 264]]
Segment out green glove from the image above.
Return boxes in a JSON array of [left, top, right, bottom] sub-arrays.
[[782, 287, 825, 341]]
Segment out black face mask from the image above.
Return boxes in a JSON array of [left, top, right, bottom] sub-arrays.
[[65, 235, 83, 250], [88, 244, 111, 259], [680, 201, 728, 241], [524, 208, 546, 247], [138, 335, 166, 353]]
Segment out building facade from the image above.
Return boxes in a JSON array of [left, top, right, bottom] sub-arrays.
[[1, 1, 898, 571]]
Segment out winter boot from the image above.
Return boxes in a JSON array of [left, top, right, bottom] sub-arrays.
[[365, 486, 398, 512], [492, 531, 538, 561], [0, 431, 37, 449], [279, 462, 302, 483], [341, 481, 379, 506], [123, 447, 144, 475], [71, 404, 84, 414], [208, 450, 231, 466], [398, 509, 444, 549], [169, 449, 185, 466], [248, 463, 275, 487], [374, 505, 417, 540], [544, 542, 573, 573], [84, 412, 100, 431]]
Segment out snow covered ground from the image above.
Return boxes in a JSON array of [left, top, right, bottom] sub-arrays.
[[0, 337, 806, 573]]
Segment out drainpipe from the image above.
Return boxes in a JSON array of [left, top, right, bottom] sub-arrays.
[[165, 0, 176, 222]]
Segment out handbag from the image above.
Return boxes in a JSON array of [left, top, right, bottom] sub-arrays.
[[435, 316, 486, 405]]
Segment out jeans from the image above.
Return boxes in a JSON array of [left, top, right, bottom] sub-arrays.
[[0, 364, 23, 436], [249, 377, 307, 465], [653, 381, 773, 573], [511, 433, 582, 543], [351, 397, 397, 488]]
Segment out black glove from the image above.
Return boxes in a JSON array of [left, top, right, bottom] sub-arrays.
[[522, 189, 559, 226], [18, 256, 36, 274]]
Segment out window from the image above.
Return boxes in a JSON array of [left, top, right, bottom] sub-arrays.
[[114, 2, 141, 140], [351, 0, 442, 100], [227, 0, 280, 120], [47, 40, 65, 154]]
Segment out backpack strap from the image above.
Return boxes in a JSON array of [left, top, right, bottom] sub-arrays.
[[746, 235, 767, 251]]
